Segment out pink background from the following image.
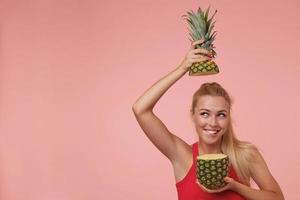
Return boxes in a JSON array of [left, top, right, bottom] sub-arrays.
[[0, 0, 299, 199]]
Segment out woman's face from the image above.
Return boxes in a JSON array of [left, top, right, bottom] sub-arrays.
[[191, 95, 230, 145]]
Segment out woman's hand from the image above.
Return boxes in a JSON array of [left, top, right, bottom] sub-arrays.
[[196, 177, 237, 193], [178, 39, 213, 72]]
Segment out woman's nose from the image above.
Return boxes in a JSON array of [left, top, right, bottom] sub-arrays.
[[208, 116, 218, 126]]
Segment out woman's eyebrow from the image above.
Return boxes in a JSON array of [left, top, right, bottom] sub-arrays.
[[199, 109, 210, 112], [199, 108, 228, 113]]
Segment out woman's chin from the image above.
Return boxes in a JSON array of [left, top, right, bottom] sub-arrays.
[[201, 136, 222, 145]]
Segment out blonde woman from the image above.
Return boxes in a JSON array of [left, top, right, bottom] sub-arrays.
[[132, 39, 284, 200]]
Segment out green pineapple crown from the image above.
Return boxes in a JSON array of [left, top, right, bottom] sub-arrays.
[[182, 6, 217, 56]]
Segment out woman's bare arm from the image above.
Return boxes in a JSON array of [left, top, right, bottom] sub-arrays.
[[132, 39, 212, 163], [197, 148, 285, 200], [231, 149, 285, 200]]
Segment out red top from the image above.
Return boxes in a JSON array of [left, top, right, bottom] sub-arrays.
[[176, 142, 246, 200]]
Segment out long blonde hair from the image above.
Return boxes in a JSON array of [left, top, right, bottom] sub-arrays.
[[190, 82, 257, 186]]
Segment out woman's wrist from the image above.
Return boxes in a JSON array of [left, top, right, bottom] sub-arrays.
[[177, 65, 189, 74], [230, 180, 239, 192], [177, 61, 190, 74]]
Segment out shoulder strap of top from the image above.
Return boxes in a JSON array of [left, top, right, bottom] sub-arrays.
[[192, 142, 198, 163]]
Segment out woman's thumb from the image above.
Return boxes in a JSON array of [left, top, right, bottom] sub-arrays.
[[224, 177, 233, 183]]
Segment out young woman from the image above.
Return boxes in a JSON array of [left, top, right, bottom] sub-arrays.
[[132, 39, 284, 200]]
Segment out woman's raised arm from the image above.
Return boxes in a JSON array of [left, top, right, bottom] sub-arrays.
[[132, 39, 212, 162]]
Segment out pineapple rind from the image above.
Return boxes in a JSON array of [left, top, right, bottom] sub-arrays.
[[189, 61, 219, 76], [196, 155, 230, 190]]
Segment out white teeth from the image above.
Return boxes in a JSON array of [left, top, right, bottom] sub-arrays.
[[207, 130, 217, 134], [205, 130, 219, 134]]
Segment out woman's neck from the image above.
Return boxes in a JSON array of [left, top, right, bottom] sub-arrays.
[[197, 140, 222, 155]]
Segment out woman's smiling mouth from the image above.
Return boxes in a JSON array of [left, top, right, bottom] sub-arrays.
[[204, 129, 220, 135]]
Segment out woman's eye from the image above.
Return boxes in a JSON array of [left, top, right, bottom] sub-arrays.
[[200, 112, 208, 116], [218, 113, 226, 117], [200, 112, 226, 117]]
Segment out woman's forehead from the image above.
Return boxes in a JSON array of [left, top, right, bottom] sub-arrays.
[[196, 95, 229, 111]]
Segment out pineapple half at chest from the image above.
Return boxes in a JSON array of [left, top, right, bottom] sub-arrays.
[[196, 154, 230, 190], [182, 6, 219, 76]]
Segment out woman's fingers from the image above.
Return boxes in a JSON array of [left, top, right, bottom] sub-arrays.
[[191, 56, 211, 63], [179, 39, 212, 71], [179, 54, 211, 71], [190, 39, 213, 57], [190, 39, 205, 49], [192, 48, 213, 57], [192, 48, 208, 54], [188, 51, 212, 62], [189, 50, 212, 60]]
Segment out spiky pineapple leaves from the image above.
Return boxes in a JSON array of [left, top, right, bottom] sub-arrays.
[[182, 6, 220, 75], [184, 11, 204, 39], [182, 5, 217, 52]]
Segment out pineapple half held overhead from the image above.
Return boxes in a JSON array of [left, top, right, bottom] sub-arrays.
[[182, 6, 219, 76]]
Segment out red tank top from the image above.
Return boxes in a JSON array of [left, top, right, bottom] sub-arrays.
[[176, 142, 246, 200]]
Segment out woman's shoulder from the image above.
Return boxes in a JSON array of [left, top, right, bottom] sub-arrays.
[[238, 140, 258, 152], [236, 141, 261, 163]]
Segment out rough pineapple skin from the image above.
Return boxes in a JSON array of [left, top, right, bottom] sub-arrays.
[[189, 60, 219, 76], [196, 156, 230, 190]]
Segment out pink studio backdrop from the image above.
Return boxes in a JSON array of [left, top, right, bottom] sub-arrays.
[[0, 0, 299, 199]]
